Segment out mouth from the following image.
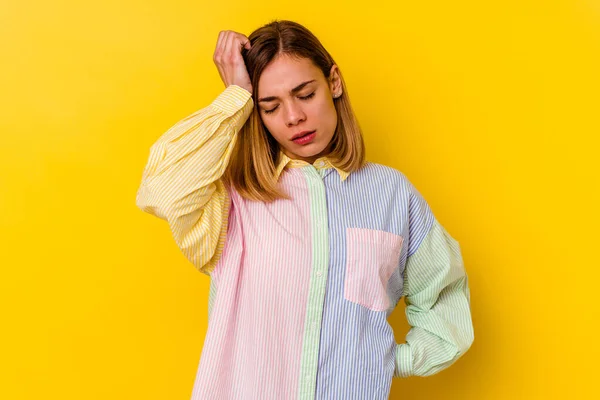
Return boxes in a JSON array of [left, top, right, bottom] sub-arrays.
[[291, 130, 316, 140], [292, 130, 316, 145]]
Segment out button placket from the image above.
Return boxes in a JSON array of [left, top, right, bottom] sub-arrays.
[[297, 167, 330, 400]]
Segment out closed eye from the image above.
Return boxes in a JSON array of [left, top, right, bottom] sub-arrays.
[[299, 92, 316, 100], [262, 91, 316, 114]]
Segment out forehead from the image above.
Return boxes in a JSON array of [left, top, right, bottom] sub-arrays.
[[257, 55, 322, 95]]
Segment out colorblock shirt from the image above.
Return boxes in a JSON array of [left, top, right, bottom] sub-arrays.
[[135, 85, 474, 400]]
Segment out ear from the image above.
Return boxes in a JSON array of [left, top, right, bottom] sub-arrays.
[[328, 64, 343, 96]]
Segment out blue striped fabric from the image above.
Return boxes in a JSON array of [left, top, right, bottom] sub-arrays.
[[304, 162, 473, 399]]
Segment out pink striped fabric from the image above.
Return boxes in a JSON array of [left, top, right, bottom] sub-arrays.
[[344, 228, 404, 312], [191, 169, 314, 399]]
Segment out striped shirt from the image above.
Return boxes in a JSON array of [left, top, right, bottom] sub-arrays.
[[135, 84, 474, 400]]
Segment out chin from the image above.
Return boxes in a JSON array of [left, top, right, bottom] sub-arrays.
[[296, 142, 328, 156]]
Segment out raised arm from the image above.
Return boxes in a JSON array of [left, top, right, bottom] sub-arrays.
[[135, 85, 253, 275]]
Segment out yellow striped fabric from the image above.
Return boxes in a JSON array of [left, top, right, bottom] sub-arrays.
[[135, 85, 253, 275]]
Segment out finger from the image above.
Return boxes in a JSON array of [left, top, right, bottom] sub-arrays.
[[230, 33, 248, 55], [214, 31, 226, 62], [216, 31, 226, 52], [238, 34, 251, 50], [230, 33, 246, 56], [224, 31, 236, 59]]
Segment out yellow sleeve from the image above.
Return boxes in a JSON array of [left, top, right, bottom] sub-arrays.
[[135, 85, 253, 276]]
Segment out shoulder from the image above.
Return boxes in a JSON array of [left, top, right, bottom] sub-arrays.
[[360, 161, 412, 191]]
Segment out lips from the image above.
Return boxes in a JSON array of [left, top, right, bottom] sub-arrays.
[[292, 130, 316, 145], [291, 130, 315, 140]]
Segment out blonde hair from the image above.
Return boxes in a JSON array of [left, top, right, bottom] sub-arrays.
[[222, 20, 366, 202]]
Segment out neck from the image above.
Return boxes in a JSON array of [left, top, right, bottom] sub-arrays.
[[280, 143, 333, 164]]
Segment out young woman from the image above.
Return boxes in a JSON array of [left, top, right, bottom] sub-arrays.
[[136, 19, 474, 400]]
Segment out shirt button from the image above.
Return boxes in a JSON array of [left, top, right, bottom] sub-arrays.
[[315, 161, 324, 167], [312, 322, 317, 329], [316, 271, 322, 277], [235, 100, 243, 107]]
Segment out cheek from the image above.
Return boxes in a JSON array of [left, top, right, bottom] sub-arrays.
[[313, 100, 337, 129]]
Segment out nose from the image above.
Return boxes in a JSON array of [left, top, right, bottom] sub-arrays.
[[284, 101, 306, 127]]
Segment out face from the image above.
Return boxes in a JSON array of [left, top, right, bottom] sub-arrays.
[[256, 54, 342, 164]]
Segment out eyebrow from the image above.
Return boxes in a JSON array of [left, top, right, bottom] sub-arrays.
[[258, 80, 317, 103]]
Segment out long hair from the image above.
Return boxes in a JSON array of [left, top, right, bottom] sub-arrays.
[[222, 20, 366, 202]]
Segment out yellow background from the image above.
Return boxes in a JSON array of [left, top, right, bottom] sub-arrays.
[[1, 1, 598, 399]]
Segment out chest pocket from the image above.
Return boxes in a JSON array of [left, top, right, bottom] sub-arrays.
[[344, 227, 404, 312]]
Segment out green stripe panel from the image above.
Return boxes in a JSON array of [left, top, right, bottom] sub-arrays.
[[297, 167, 330, 400]]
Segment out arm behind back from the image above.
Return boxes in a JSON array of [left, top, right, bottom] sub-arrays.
[[135, 85, 254, 276], [394, 177, 474, 377]]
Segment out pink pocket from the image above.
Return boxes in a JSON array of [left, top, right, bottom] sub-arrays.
[[344, 228, 404, 312]]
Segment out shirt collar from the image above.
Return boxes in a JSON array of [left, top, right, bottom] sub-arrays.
[[274, 149, 350, 182]]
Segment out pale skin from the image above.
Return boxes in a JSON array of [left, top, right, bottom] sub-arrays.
[[213, 30, 343, 164]]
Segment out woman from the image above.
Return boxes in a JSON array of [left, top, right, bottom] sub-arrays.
[[136, 19, 474, 400]]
